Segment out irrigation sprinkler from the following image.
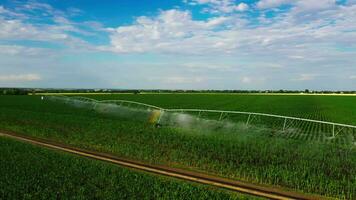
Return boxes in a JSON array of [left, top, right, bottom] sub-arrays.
[[92, 102, 99, 110], [156, 110, 165, 127], [46, 95, 356, 142]]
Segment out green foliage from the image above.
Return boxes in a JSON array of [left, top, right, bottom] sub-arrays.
[[0, 88, 29, 95], [0, 94, 355, 199]]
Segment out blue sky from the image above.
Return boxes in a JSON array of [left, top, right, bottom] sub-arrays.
[[0, 0, 355, 90]]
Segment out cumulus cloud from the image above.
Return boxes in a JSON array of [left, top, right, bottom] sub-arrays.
[[236, 3, 249, 11], [105, 4, 356, 59], [0, 74, 41, 82], [105, 10, 237, 54], [0, 0, 355, 90]]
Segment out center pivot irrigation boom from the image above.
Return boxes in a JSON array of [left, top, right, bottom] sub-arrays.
[[46, 95, 356, 139]]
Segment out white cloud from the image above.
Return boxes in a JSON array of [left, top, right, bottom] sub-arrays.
[[293, 74, 318, 81], [106, 10, 237, 54], [236, 3, 249, 11], [289, 55, 304, 59], [0, 16, 91, 43], [241, 76, 266, 84], [0, 19, 41, 40], [0, 2, 97, 52], [0, 74, 41, 82], [0, 17, 92, 51], [186, 0, 249, 13], [350, 75, 356, 79], [0, 5, 26, 18], [0, 45, 52, 56], [257, 0, 337, 11], [0, 1, 355, 90], [105, 4, 356, 58], [152, 76, 205, 84], [22, 2, 53, 11], [256, 0, 293, 9], [241, 76, 252, 83], [295, 0, 336, 12]]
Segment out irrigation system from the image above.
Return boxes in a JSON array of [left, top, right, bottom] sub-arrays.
[[47, 95, 356, 139]]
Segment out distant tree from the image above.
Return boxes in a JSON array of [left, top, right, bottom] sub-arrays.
[[305, 89, 310, 93]]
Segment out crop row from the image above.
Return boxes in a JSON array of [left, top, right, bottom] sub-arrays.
[[53, 95, 356, 146], [0, 137, 253, 199], [82, 93, 356, 125], [0, 95, 355, 199]]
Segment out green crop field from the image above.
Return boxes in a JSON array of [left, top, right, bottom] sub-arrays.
[[82, 93, 356, 125], [1, 94, 355, 199], [0, 137, 254, 200], [80, 94, 356, 145]]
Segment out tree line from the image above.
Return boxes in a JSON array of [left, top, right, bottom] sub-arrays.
[[1, 88, 356, 95]]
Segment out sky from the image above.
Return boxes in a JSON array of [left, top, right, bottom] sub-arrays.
[[0, 0, 355, 90]]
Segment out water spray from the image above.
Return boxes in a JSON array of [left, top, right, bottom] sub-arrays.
[[45, 95, 356, 145], [46, 95, 241, 133]]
